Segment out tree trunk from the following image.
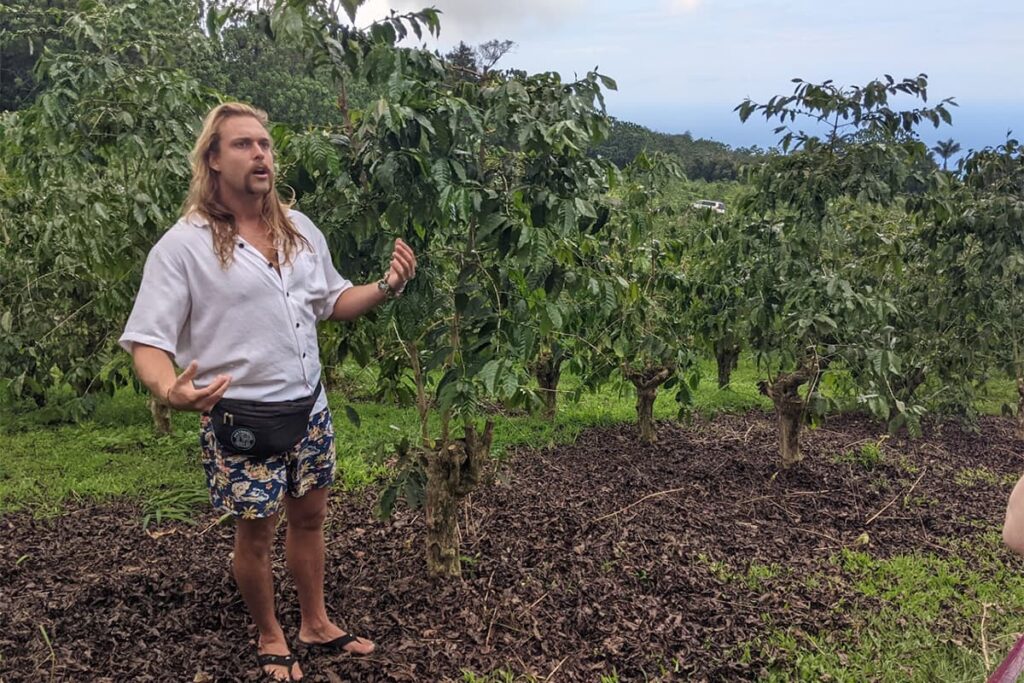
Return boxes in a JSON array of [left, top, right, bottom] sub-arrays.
[[636, 388, 657, 444], [625, 366, 674, 445], [406, 341, 431, 448], [759, 365, 817, 467], [716, 342, 741, 389], [149, 397, 172, 435], [775, 394, 804, 467], [533, 352, 562, 419], [425, 451, 461, 577], [1017, 378, 1024, 441], [424, 421, 493, 578]]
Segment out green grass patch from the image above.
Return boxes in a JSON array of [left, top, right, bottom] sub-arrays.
[[0, 419, 205, 517], [832, 441, 887, 470], [976, 376, 1018, 417], [954, 467, 1004, 488], [0, 357, 770, 516], [754, 534, 1024, 682]]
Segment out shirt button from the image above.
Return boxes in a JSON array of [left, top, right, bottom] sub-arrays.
[[286, 292, 290, 297], [296, 323, 300, 328], [238, 242, 244, 248], [302, 353, 307, 358], [268, 262, 274, 268]]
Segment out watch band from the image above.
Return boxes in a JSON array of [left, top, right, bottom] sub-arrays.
[[377, 276, 404, 299]]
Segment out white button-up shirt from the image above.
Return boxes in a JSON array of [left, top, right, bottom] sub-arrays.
[[119, 210, 352, 414]]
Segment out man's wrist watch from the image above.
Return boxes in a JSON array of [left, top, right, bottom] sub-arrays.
[[377, 276, 404, 299]]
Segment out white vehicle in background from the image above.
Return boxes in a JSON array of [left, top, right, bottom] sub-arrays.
[[692, 199, 726, 214]]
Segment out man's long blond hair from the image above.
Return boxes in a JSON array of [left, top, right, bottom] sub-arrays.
[[183, 102, 309, 267]]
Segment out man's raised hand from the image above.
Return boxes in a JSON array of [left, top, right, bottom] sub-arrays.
[[386, 238, 418, 291]]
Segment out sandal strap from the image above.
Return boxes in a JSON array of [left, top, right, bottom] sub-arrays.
[[324, 634, 359, 649], [257, 653, 296, 668]]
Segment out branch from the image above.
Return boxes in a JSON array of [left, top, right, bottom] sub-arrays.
[[592, 487, 688, 522], [865, 468, 927, 525]]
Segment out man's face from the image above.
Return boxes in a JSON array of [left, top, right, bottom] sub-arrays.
[[209, 115, 274, 199]]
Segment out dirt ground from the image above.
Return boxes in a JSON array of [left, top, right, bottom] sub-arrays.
[[2, 411, 1021, 682]]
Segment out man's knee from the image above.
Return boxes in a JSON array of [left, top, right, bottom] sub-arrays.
[[235, 516, 278, 557], [287, 496, 327, 532]]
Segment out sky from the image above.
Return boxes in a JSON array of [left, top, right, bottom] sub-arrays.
[[353, 0, 1024, 155]]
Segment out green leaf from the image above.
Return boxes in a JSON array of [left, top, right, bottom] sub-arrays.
[[344, 405, 361, 428], [404, 474, 425, 510], [545, 302, 563, 330], [500, 370, 518, 398], [377, 484, 399, 519], [478, 359, 501, 395], [574, 197, 597, 219]]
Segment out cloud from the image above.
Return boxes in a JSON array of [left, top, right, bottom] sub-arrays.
[[354, 0, 587, 42], [666, 0, 702, 14]]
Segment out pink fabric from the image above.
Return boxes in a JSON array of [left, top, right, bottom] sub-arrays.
[[989, 635, 1024, 683]]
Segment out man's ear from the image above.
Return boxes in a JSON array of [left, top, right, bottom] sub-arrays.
[[208, 151, 221, 173]]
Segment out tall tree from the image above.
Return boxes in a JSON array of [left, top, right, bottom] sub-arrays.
[[265, 0, 615, 577], [931, 138, 962, 171], [577, 152, 698, 443], [476, 38, 514, 74], [443, 40, 477, 76], [915, 138, 1024, 434]]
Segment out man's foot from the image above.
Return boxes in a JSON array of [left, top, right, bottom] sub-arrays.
[[257, 637, 303, 681], [298, 622, 375, 656]]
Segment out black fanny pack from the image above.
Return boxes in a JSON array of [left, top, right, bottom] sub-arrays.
[[210, 383, 323, 459]]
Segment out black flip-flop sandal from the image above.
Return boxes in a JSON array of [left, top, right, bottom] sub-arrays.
[[298, 633, 371, 655], [256, 652, 300, 681]]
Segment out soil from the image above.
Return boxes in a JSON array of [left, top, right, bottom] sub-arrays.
[[2, 411, 1022, 682]]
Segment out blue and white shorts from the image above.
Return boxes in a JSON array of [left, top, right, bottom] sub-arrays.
[[199, 408, 336, 519]]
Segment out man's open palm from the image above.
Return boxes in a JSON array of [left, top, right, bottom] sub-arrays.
[[167, 361, 231, 412]]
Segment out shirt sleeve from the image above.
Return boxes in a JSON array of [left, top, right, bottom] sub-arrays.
[[118, 236, 191, 359], [309, 221, 353, 322]]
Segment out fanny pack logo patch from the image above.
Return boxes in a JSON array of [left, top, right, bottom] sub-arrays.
[[230, 428, 257, 451]]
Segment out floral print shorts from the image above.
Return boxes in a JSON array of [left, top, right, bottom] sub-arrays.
[[199, 408, 336, 519]]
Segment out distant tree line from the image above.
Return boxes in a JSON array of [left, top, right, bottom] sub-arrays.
[[591, 118, 770, 182]]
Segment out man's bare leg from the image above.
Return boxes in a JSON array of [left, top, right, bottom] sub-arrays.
[[285, 486, 375, 654], [235, 514, 303, 680]]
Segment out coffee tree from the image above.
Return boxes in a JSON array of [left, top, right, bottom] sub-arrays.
[[733, 75, 954, 465], [272, 0, 616, 576], [683, 209, 749, 389], [0, 0, 212, 422], [577, 152, 698, 444], [915, 139, 1024, 433]]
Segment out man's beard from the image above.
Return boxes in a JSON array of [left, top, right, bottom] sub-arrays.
[[244, 172, 273, 196]]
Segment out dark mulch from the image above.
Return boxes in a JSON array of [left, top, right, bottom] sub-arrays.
[[2, 412, 1022, 682]]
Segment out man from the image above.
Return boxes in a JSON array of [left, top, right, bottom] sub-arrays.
[[120, 102, 416, 682], [1004, 474, 1024, 555]]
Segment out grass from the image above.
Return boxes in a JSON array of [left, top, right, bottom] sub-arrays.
[[749, 535, 1024, 682], [0, 357, 768, 516], [975, 376, 1019, 417], [833, 441, 887, 470]]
